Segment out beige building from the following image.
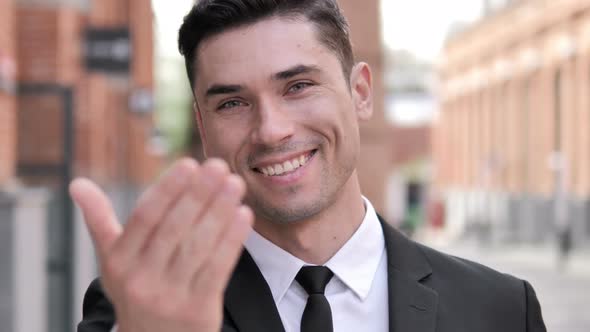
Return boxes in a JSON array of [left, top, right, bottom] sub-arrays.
[[436, 0, 590, 245]]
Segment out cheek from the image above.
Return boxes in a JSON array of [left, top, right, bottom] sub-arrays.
[[292, 96, 352, 134], [203, 124, 250, 168], [320, 103, 357, 144]]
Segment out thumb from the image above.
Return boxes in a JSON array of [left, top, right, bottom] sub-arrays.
[[70, 178, 122, 258]]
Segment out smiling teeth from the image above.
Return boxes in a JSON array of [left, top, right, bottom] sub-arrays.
[[259, 153, 311, 176]]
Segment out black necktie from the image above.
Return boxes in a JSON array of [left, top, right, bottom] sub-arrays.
[[296, 266, 334, 332]]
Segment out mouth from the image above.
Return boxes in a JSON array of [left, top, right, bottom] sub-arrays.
[[253, 149, 317, 177]]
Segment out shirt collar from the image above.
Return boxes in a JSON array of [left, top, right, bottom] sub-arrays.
[[244, 228, 305, 304], [325, 197, 385, 300], [244, 196, 385, 303]]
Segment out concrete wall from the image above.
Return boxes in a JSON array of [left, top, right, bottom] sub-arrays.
[[0, 188, 50, 332], [0, 193, 16, 332]]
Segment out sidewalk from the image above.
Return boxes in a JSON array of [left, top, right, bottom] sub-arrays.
[[416, 229, 590, 279]]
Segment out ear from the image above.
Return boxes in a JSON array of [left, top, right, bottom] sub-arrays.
[[350, 62, 373, 121], [193, 101, 209, 157]]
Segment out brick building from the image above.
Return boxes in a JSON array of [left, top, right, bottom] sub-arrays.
[[1, 0, 162, 190], [0, 0, 17, 185], [436, 0, 590, 246], [336, 0, 390, 212], [1, 1, 162, 331]]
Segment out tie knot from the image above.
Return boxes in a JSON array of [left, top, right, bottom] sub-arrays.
[[296, 266, 334, 295]]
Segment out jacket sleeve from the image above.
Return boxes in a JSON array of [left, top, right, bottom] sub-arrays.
[[77, 278, 117, 332], [78, 279, 240, 332], [524, 280, 547, 332]]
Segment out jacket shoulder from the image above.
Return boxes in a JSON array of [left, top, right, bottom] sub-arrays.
[[78, 278, 116, 332], [417, 243, 524, 289], [413, 243, 546, 331]]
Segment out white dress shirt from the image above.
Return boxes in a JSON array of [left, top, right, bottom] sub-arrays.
[[244, 197, 389, 332], [111, 197, 388, 332]]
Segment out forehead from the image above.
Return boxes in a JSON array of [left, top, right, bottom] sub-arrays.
[[195, 17, 338, 89]]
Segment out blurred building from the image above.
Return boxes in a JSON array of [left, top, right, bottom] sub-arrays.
[[338, 0, 391, 214], [388, 125, 432, 231], [0, 0, 163, 188], [436, 0, 590, 247], [0, 0, 17, 185], [383, 49, 434, 231], [0, 1, 162, 332], [14, 0, 162, 187]]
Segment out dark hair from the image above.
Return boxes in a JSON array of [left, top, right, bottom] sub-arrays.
[[178, 0, 354, 91]]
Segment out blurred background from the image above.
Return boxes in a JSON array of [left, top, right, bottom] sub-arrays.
[[0, 0, 588, 331]]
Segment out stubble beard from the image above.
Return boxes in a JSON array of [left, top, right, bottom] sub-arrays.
[[246, 152, 355, 225]]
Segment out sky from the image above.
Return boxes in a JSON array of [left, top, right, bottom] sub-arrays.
[[380, 0, 483, 60], [152, 0, 483, 61], [152, 0, 194, 58]]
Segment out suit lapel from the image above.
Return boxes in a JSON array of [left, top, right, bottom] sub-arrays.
[[224, 218, 438, 332], [224, 250, 285, 332], [380, 218, 438, 332]]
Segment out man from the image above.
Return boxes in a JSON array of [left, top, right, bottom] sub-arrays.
[[73, 1, 547, 331]]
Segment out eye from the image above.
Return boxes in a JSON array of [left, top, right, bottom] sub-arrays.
[[218, 100, 247, 111], [286, 82, 313, 95]]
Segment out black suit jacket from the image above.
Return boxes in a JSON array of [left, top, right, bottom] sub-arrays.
[[78, 220, 546, 332]]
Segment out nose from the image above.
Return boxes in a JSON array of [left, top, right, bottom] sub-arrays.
[[251, 97, 295, 146]]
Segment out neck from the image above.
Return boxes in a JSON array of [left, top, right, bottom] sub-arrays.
[[253, 172, 366, 265]]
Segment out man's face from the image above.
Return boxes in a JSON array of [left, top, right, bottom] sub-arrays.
[[193, 17, 372, 224]]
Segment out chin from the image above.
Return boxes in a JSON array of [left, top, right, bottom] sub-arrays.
[[249, 196, 326, 225]]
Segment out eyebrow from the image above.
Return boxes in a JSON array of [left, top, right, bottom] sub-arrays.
[[205, 84, 243, 99], [203, 64, 320, 100], [272, 64, 321, 81]]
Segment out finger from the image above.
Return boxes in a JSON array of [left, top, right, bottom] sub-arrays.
[[141, 160, 230, 271], [115, 158, 198, 256], [69, 178, 121, 258], [191, 205, 253, 296], [167, 173, 246, 284]]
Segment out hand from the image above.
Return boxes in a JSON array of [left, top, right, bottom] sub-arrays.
[[70, 158, 253, 332]]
